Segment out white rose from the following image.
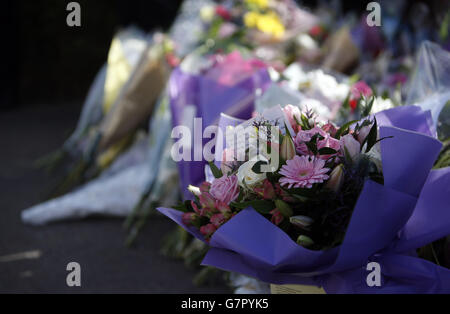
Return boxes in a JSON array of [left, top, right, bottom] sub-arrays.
[[237, 160, 267, 189]]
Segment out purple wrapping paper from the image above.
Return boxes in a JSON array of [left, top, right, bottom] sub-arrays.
[[169, 61, 271, 199], [158, 105, 450, 293]]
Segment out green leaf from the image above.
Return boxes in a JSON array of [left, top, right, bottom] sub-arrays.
[[209, 161, 223, 179], [305, 141, 317, 155], [301, 114, 311, 130], [335, 120, 358, 139], [365, 118, 378, 153], [173, 200, 193, 213], [362, 96, 375, 118], [275, 199, 293, 218], [318, 147, 338, 155], [231, 200, 275, 214]]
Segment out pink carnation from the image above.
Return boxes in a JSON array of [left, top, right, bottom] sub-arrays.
[[209, 175, 240, 204], [279, 155, 330, 189], [350, 81, 372, 100]]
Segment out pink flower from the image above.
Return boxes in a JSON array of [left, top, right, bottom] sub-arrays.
[[215, 5, 231, 20], [199, 192, 216, 210], [210, 213, 227, 228], [210, 175, 240, 204], [206, 51, 266, 86], [199, 182, 211, 193], [282, 105, 301, 133], [200, 224, 217, 239], [294, 127, 340, 159], [350, 81, 372, 100], [322, 122, 337, 137], [190, 201, 201, 215], [254, 179, 276, 200], [270, 209, 284, 226], [216, 201, 232, 215], [279, 155, 330, 189], [182, 212, 199, 226], [274, 183, 295, 202], [218, 22, 237, 39]]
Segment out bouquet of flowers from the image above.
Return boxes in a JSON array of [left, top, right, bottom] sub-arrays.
[[159, 101, 450, 293]]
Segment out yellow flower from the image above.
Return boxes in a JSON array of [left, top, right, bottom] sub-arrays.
[[245, 0, 269, 9], [244, 10, 285, 38], [244, 11, 259, 28]]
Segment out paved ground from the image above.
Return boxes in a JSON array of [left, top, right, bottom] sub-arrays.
[[0, 103, 230, 294]]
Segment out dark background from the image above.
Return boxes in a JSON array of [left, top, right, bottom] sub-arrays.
[[1, 0, 183, 109]]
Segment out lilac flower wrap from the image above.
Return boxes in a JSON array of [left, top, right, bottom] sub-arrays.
[[159, 105, 450, 293]]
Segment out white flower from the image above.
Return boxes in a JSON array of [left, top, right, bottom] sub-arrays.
[[371, 96, 394, 114], [200, 6, 214, 23], [237, 160, 267, 188]]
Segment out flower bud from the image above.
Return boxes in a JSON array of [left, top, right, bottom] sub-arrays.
[[325, 164, 345, 193], [290, 215, 314, 229], [270, 209, 284, 226], [182, 212, 200, 226], [280, 135, 296, 161], [254, 179, 276, 200], [275, 199, 293, 218], [357, 125, 371, 145], [297, 235, 314, 247], [188, 185, 201, 197], [340, 134, 361, 163], [200, 224, 217, 239]]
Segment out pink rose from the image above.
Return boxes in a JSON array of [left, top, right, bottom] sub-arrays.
[[282, 105, 301, 133], [209, 175, 240, 204]]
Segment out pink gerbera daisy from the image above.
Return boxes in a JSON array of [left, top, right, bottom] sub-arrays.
[[279, 155, 330, 189]]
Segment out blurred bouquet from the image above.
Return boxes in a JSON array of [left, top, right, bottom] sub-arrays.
[[159, 100, 450, 293], [169, 50, 271, 199]]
